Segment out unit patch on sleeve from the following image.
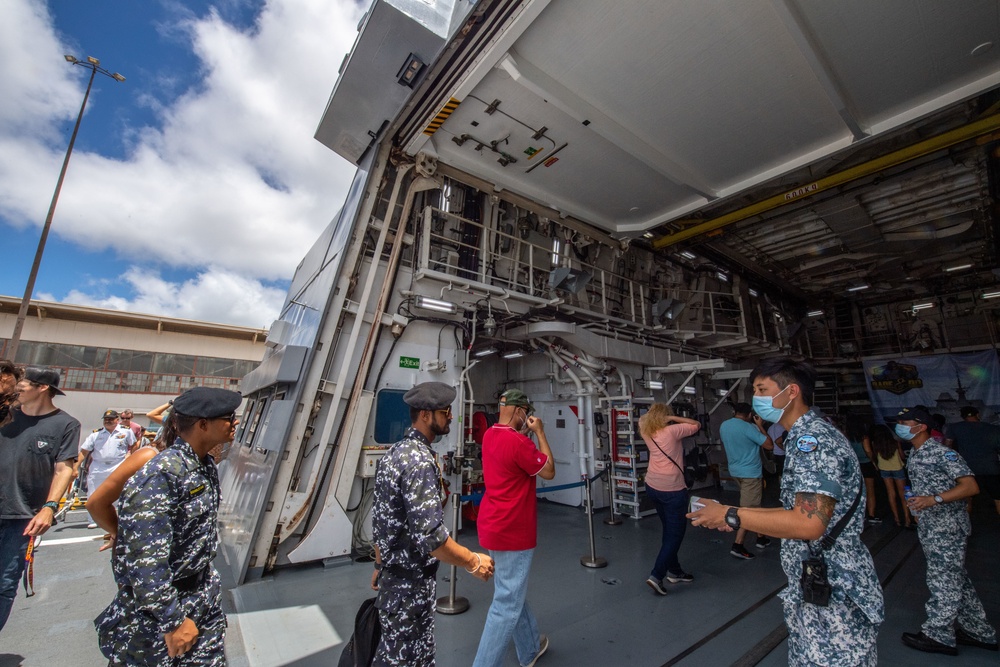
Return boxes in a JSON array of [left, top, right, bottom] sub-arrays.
[[796, 435, 818, 453]]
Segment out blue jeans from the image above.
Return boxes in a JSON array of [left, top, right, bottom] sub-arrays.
[[645, 486, 688, 581], [472, 549, 541, 667], [0, 519, 31, 633]]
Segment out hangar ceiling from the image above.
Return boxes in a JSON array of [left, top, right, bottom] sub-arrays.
[[386, 0, 1000, 311]]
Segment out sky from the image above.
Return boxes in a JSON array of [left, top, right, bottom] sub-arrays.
[[0, 0, 367, 328]]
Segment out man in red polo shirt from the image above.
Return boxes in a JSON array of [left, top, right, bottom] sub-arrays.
[[473, 389, 555, 667]]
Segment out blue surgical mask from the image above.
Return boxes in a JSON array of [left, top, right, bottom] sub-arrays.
[[894, 423, 916, 441], [752, 385, 790, 423]]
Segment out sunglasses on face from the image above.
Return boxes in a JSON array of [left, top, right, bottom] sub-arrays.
[[434, 408, 453, 417]]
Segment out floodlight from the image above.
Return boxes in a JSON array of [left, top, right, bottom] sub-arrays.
[[549, 267, 592, 294]]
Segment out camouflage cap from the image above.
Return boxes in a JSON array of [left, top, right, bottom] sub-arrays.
[[499, 389, 533, 411], [403, 382, 456, 410]]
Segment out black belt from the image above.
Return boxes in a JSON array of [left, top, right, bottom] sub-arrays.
[[382, 561, 439, 581]]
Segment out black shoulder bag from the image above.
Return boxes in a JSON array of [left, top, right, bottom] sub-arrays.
[[650, 438, 692, 489], [800, 484, 863, 607]]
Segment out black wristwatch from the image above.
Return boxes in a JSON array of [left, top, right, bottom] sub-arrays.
[[725, 506, 741, 529], [42, 500, 59, 512], [373, 561, 383, 571]]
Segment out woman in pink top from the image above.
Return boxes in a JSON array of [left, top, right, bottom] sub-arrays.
[[637, 403, 701, 594]]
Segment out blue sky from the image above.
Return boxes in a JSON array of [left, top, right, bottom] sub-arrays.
[[1, 0, 365, 327]]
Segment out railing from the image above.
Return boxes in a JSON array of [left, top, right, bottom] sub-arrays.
[[413, 206, 762, 346]]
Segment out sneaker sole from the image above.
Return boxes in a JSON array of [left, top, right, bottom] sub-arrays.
[[645, 579, 668, 595], [665, 575, 693, 583], [730, 551, 755, 560]]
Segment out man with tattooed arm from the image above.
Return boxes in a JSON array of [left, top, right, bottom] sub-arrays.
[[689, 358, 883, 666]]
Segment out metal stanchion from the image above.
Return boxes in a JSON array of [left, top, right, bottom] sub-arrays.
[[580, 475, 608, 568], [601, 466, 622, 526], [436, 493, 470, 614]]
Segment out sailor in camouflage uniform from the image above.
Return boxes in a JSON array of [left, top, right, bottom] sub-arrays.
[[95, 387, 241, 666], [690, 358, 883, 666], [896, 406, 998, 656], [371, 382, 494, 667]]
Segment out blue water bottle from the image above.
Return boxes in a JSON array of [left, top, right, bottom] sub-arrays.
[[904, 485, 919, 517]]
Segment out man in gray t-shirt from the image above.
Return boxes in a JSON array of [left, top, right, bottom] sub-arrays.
[[0, 367, 80, 632]]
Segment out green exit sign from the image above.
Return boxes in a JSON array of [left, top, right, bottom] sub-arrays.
[[399, 356, 420, 369]]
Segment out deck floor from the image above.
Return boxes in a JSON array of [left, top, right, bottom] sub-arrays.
[[2, 489, 998, 666]]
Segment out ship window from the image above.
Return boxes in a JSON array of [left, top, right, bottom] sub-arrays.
[[374, 389, 410, 444]]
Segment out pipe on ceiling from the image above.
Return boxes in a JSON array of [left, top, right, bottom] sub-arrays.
[[652, 112, 1000, 249]]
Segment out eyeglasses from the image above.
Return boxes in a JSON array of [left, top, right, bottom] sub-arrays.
[[434, 408, 453, 417], [219, 412, 237, 424]]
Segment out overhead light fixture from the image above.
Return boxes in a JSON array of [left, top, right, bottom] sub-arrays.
[[847, 284, 870, 292], [912, 302, 935, 311], [64, 54, 78, 63], [86, 56, 100, 65], [682, 386, 696, 395], [642, 232, 654, 239], [807, 310, 824, 317], [415, 296, 458, 313], [716, 272, 729, 282], [980, 290, 1000, 300], [680, 251, 696, 260], [716, 388, 729, 397], [502, 350, 525, 359], [645, 380, 664, 390], [748, 288, 759, 298], [945, 264, 972, 272], [397, 52, 426, 88], [474, 347, 498, 358]]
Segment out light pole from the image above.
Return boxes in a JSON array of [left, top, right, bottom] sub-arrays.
[[7, 56, 125, 360]]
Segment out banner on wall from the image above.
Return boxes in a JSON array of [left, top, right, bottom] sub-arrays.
[[862, 351, 1000, 424]]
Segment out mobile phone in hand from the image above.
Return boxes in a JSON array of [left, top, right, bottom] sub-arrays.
[[689, 495, 706, 512]]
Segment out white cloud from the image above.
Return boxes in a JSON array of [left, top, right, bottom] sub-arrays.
[[43, 266, 286, 329], [0, 0, 366, 323]]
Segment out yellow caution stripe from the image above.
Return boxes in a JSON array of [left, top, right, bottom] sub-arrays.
[[423, 98, 462, 136]]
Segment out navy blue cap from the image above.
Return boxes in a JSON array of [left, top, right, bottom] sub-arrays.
[[172, 387, 242, 419], [403, 382, 456, 410], [897, 406, 932, 425]]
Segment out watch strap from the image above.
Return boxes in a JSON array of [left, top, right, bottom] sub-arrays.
[[42, 501, 59, 511], [725, 506, 740, 529]]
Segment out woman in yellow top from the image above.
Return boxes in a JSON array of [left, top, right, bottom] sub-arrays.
[[870, 423, 912, 528]]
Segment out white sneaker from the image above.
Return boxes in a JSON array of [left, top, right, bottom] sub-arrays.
[[87, 522, 98, 529], [522, 634, 549, 667]]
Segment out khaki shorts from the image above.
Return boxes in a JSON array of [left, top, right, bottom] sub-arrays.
[[734, 477, 763, 508]]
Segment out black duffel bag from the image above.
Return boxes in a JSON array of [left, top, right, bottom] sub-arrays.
[[338, 597, 381, 667]]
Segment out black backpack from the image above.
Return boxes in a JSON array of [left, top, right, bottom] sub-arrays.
[[338, 597, 382, 667]]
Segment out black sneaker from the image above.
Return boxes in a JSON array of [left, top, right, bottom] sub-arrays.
[[646, 577, 668, 595], [755, 536, 771, 549], [666, 571, 694, 583], [730, 544, 756, 560], [956, 626, 999, 651], [901, 631, 958, 656], [867, 515, 882, 524]]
